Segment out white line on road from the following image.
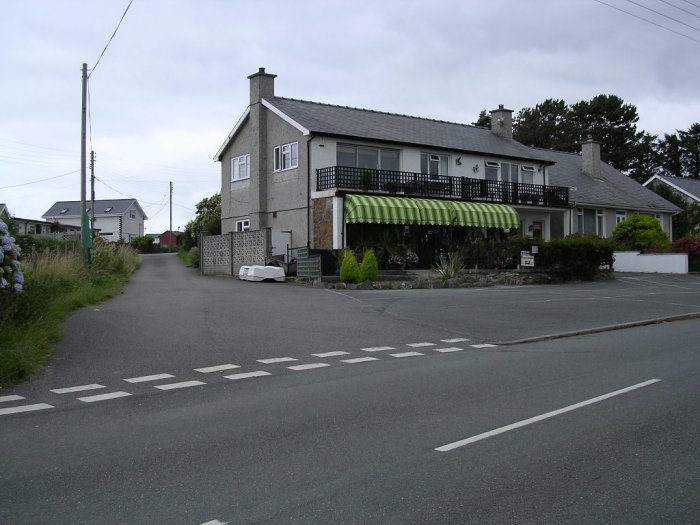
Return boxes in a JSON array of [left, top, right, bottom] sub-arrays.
[[391, 351, 424, 358], [124, 373, 175, 383], [470, 344, 498, 348], [194, 364, 240, 373], [77, 391, 132, 403], [0, 395, 25, 403], [406, 342, 436, 347], [154, 380, 206, 391], [287, 363, 331, 371], [50, 384, 105, 394], [341, 357, 379, 364], [224, 371, 271, 380], [434, 347, 466, 353], [435, 379, 662, 452], [313, 351, 351, 357], [361, 346, 395, 352], [0, 403, 53, 416], [441, 338, 470, 343], [257, 357, 298, 364], [199, 520, 229, 525]]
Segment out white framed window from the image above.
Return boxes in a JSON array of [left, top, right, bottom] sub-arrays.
[[129, 209, 136, 219], [231, 154, 250, 181], [421, 153, 449, 176], [337, 144, 400, 171], [235, 219, 250, 232], [521, 165, 535, 185], [577, 208, 604, 236], [274, 142, 298, 172], [615, 210, 627, 224]]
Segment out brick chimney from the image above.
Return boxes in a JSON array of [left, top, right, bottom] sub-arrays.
[[489, 104, 513, 139], [581, 137, 602, 179], [248, 67, 276, 104]]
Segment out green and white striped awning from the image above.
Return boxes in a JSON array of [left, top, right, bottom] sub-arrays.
[[344, 195, 519, 229]]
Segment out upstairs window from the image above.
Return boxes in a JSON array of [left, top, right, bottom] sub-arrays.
[[274, 142, 298, 172], [129, 209, 136, 219], [421, 153, 448, 176], [521, 165, 535, 185], [231, 154, 250, 181], [337, 144, 400, 171]]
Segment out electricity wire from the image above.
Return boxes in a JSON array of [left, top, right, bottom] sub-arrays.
[[88, 0, 134, 79], [657, 0, 700, 19], [623, 0, 700, 32]]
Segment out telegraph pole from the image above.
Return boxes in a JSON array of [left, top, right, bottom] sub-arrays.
[[90, 150, 96, 237], [80, 63, 88, 261], [169, 181, 173, 251]]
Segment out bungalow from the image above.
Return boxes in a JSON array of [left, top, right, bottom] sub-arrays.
[[43, 199, 147, 243], [643, 174, 700, 207], [214, 68, 678, 267]]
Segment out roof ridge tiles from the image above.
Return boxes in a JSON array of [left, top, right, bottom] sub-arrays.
[[272, 96, 484, 130]]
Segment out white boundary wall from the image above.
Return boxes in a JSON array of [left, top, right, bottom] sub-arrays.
[[614, 251, 688, 274]]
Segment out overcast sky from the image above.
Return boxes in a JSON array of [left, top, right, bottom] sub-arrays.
[[2, 0, 699, 234]]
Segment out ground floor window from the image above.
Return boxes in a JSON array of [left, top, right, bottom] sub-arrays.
[[577, 208, 604, 236], [235, 219, 250, 232]]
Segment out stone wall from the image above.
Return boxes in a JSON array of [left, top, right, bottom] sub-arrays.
[[312, 197, 333, 250]]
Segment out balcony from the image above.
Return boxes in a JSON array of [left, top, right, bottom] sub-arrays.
[[316, 166, 570, 208]]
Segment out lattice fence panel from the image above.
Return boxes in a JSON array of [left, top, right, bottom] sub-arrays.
[[201, 233, 232, 276], [231, 230, 268, 275]]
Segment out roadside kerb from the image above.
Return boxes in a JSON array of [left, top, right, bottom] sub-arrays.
[[498, 312, 700, 346]]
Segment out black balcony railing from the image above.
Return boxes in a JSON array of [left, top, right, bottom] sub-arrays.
[[316, 166, 570, 208]]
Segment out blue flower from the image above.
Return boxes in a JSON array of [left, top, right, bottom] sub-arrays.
[[0, 278, 7, 289], [13, 272, 24, 284], [13, 283, 22, 293], [0, 220, 7, 234]]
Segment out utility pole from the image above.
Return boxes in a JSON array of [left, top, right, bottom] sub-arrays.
[[90, 150, 96, 237], [169, 181, 173, 251], [80, 63, 88, 261]]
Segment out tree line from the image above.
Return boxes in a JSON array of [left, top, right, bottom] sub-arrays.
[[474, 95, 700, 183]]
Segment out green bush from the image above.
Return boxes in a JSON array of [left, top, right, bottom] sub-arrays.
[[187, 247, 200, 268], [541, 236, 615, 280], [340, 251, 360, 283], [612, 215, 671, 253], [359, 249, 379, 282]]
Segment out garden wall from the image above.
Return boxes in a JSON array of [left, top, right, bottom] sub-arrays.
[[613, 251, 688, 274]]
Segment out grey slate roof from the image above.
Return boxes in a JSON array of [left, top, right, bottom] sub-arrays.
[[43, 199, 148, 220], [267, 97, 554, 164], [538, 149, 680, 213], [645, 175, 700, 202], [0, 203, 9, 217]]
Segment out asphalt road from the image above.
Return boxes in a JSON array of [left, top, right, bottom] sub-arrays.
[[1, 254, 699, 523]]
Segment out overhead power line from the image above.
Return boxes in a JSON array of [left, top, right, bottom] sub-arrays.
[[658, 0, 700, 19], [593, 0, 700, 44], [0, 170, 79, 190], [88, 0, 134, 79], [623, 0, 700, 33]]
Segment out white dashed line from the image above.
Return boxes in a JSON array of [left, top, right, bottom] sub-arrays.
[[434, 347, 465, 353], [77, 391, 132, 403], [441, 338, 470, 343], [361, 346, 395, 352], [155, 380, 206, 391], [391, 351, 424, 358], [341, 357, 379, 364], [470, 344, 498, 348], [313, 351, 351, 357], [0, 395, 25, 403], [257, 357, 298, 364], [406, 342, 436, 348], [50, 384, 105, 394], [287, 363, 331, 371], [124, 373, 175, 383], [0, 403, 53, 416], [224, 371, 271, 380], [194, 364, 240, 373]]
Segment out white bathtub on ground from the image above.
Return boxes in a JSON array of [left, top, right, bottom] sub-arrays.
[[238, 265, 285, 282]]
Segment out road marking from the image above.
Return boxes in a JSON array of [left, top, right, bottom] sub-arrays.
[[224, 371, 271, 380], [194, 364, 240, 373], [313, 351, 351, 357], [441, 338, 470, 343], [361, 346, 395, 352], [50, 384, 105, 394], [470, 344, 498, 348], [124, 373, 175, 383], [391, 351, 424, 358], [406, 342, 435, 348], [77, 391, 132, 403], [341, 357, 379, 364], [257, 357, 298, 364], [434, 347, 465, 353], [287, 363, 331, 371], [0, 403, 53, 416], [199, 520, 229, 525], [0, 395, 25, 403], [155, 380, 206, 391], [435, 379, 662, 452]]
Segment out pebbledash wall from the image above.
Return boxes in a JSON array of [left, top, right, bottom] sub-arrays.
[[200, 230, 270, 276]]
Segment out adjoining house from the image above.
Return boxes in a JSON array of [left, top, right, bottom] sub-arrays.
[[0, 204, 82, 238], [643, 174, 700, 207], [0, 203, 10, 221], [159, 230, 181, 249], [42, 199, 147, 243], [214, 68, 678, 267]]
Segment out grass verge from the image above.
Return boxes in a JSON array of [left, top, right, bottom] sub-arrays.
[[0, 241, 140, 387]]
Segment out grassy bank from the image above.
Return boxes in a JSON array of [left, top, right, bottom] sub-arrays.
[[0, 241, 140, 387]]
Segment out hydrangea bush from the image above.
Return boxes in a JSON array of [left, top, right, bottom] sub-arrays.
[[0, 219, 23, 293]]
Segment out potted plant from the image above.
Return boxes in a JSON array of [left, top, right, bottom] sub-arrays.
[[388, 254, 406, 271]]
